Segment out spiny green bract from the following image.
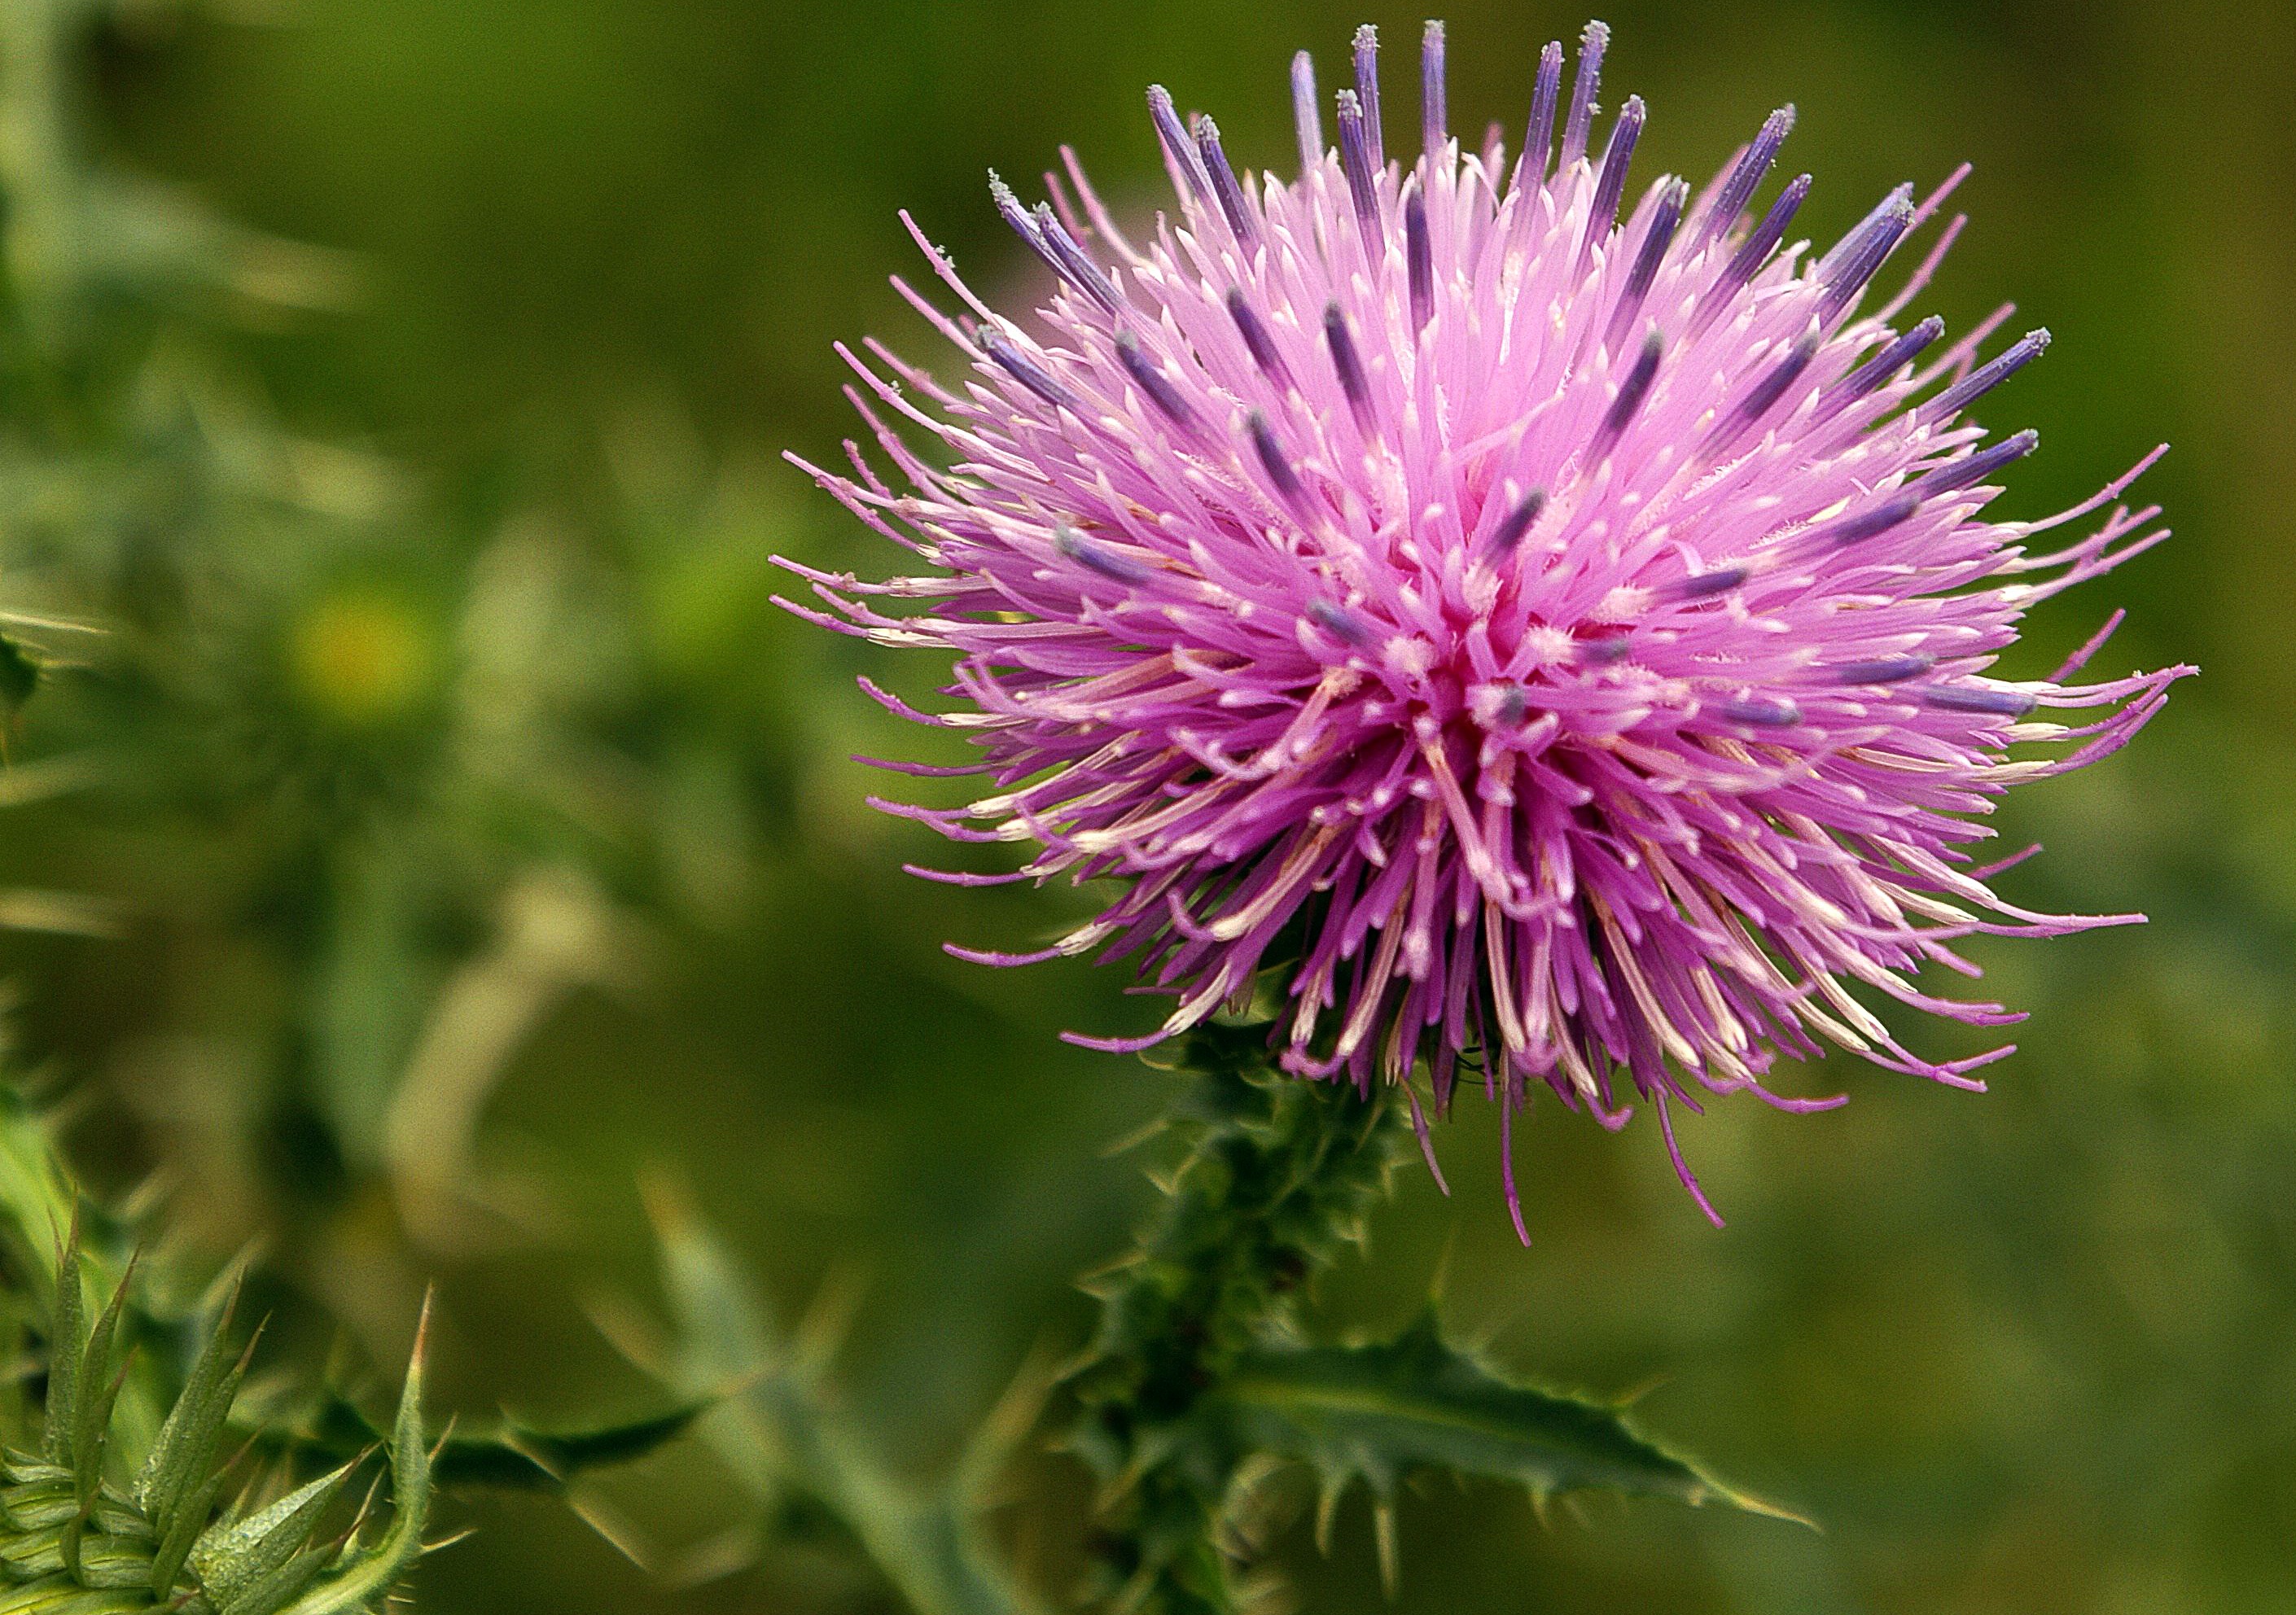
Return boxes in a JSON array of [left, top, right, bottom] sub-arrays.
[[0, 1074, 434, 1615], [0, 1233, 432, 1615]]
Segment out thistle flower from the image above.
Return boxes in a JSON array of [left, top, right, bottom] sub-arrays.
[[783, 20, 2191, 1230]]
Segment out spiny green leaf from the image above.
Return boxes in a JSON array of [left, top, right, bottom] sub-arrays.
[[1203, 1311, 1805, 1526], [648, 1182, 773, 1389], [70, 1532, 156, 1591], [269, 1293, 432, 1615], [0, 1091, 169, 1470], [1064, 1034, 1416, 1614], [0, 1078, 446, 1614], [0, 1088, 81, 1310], [215, 1521, 335, 1615], [1, 1464, 78, 1525]]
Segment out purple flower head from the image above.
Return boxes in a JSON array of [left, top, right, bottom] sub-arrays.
[[782, 20, 2193, 1233]]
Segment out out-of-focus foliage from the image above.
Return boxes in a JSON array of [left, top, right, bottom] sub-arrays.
[[0, 0, 843, 1596], [0, 1, 2281, 1613], [620, 1179, 1049, 1615], [0, 0, 812, 1278]]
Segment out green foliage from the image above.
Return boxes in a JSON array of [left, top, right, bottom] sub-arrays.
[[0, 1066, 719, 1614], [0, 1073, 441, 1612], [0, 0, 800, 1236], [1063, 1022, 1413, 1614], [269, 1387, 711, 1496], [0, 1226, 432, 1615], [1066, 1022, 1784, 1613], [628, 1184, 1047, 1615], [0, 633, 34, 727], [428, 1406, 714, 1495], [1207, 1315, 1800, 1578]]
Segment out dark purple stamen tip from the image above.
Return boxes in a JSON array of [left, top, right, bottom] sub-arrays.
[[1354, 24, 1385, 170], [1605, 177, 1688, 351], [1711, 173, 1812, 305], [995, 177, 1115, 315], [981, 329, 1077, 412], [1707, 328, 1820, 455], [1818, 186, 1917, 321], [1248, 409, 1309, 508], [1323, 303, 1378, 436], [1919, 429, 2040, 496], [1147, 85, 1213, 207], [1422, 20, 1448, 160], [1033, 202, 1124, 315], [1714, 695, 1801, 726], [1694, 104, 1794, 253], [1921, 685, 2037, 718], [1495, 682, 1531, 726], [1335, 90, 1382, 240], [1815, 183, 1908, 277], [1562, 19, 1610, 170], [1055, 525, 1150, 584], [1584, 94, 1645, 255], [1292, 50, 1323, 173], [1405, 189, 1435, 332], [1666, 565, 1750, 601], [1832, 653, 1935, 685], [1818, 315, 1945, 416], [1486, 488, 1548, 555], [1195, 116, 1260, 247], [1523, 39, 1565, 185], [1920, 329, 2052, 424], [989, 172, 1037, 243], [1308, 597, 1373, 647], [1818, 491, 1922, 545], [1594, 327, 1663, 456], [1116, 333, 1201, 435], [1228, 288, 1295, 391], [1579, 632, 1633, 665]]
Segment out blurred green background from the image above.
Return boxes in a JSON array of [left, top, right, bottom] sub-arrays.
[[0, 0, 2286, 1610]]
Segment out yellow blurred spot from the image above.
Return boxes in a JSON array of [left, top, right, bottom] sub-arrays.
[[289, 591, 436, 724]]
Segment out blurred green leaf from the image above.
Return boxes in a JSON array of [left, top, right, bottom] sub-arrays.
[[645, 1187, 1049, 1615], [440, 1403, 715, 1492], [287, 1392, 712, 1495], [0, 633, 35, 723]]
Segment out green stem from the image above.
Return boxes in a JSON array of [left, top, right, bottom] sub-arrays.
[[1067, 1021, 1413, 1614]]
